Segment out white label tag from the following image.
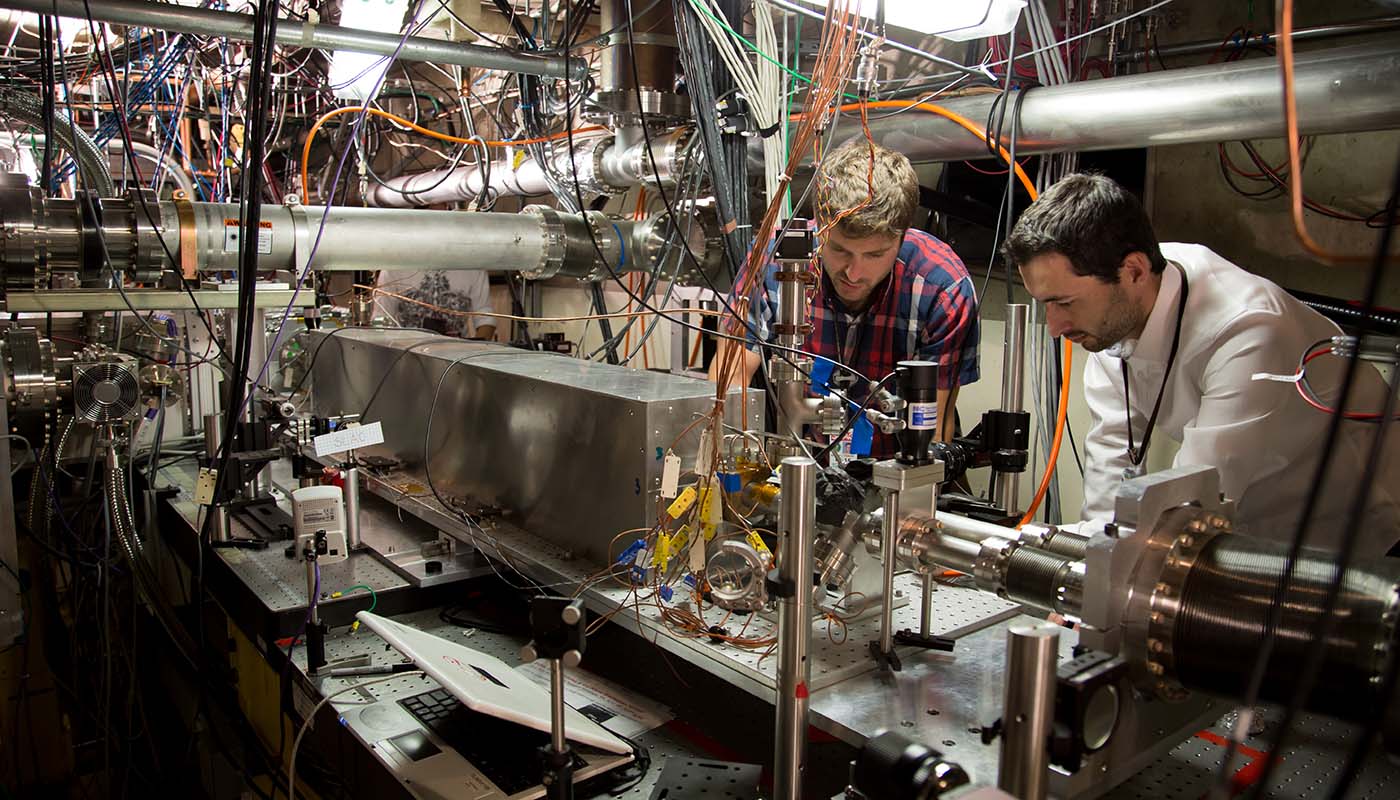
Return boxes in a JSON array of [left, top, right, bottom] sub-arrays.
[[688, 536, 706, 573], [908, 401, 937, 431], [660, 452, 681, 499], [313, 421, 384, 457], [694, 428, 715, 476]]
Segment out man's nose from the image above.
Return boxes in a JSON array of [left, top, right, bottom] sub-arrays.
[[1045, 307, 1071, 338]]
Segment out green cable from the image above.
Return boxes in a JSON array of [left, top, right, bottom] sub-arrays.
[[340, 583, 377, 613], [688, 0, 858, 98]]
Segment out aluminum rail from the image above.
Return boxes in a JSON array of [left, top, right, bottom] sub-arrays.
[[757, 40, 1400, 165], [0, 0, 583, 79]]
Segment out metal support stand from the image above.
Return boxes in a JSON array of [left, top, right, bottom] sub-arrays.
[[998, 622, 1060, 800], [303, 531, 327, 674], [869, 460, 944, 670], [203, 413, 231, 543], [342, 463, 362, 550], [770, 457, 817, 800], [520, 596, 586, 800], [994, 304, 1028, 515]]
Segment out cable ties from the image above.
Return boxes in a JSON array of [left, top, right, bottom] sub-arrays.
[[1251, 371, 1304, 383]]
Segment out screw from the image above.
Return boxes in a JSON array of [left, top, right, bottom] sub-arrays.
[[942, 740, 956, 747], [900, 720, 915, 728], [926, 708, 940, 716]]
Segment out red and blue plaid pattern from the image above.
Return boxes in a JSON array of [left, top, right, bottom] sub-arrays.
[[747, 228, 981, 456]]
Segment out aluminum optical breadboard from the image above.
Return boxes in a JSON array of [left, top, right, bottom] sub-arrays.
[[317, 462, 1022, 703], [1103, 712, 1400, 800]]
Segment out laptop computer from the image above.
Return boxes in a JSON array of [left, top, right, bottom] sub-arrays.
[[345, 611, 634, 799]]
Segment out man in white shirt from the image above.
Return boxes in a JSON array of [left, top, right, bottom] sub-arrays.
[[375, 269, 497, 340], [1005, 173, 1399, 554]]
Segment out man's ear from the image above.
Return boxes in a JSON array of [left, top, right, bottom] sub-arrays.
[[1118, 252, 1152, 285]]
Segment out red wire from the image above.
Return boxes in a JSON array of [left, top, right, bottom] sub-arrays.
[[1296, 348, 1392, 420]]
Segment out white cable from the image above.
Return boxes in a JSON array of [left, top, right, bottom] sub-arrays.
[[287, 670, 427, 800]]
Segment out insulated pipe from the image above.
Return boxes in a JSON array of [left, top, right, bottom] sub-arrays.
[[366, 129, 690, 209], [773, 456, 817, 800], [756, 40, 1400, 165], [161, 202, 663, 279], [0, 0, 583, 79]]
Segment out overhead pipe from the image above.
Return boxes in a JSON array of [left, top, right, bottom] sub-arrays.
[[366, 129, 691, 208], [757, 40, 1400, 166], [0, 0, 584, 80], [1115, 15, 1400, 64]]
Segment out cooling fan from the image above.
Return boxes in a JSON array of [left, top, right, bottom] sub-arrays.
[[72, 356, 142, 423]]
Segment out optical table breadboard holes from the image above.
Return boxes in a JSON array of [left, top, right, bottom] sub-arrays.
[[349, 464, 1023, 697], [1104, 713, 1400, 800]]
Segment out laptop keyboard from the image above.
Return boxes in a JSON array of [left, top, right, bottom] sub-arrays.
[[399, 687, 587, 795]]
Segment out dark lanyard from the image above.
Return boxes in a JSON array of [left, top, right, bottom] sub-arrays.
[[1120, 266, 1190, 468]]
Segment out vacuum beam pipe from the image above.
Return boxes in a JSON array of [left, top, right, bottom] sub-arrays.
[[160, 202, 659, 279], [755, 41, 1400, 165], [0, 0, 583, 79], [773, 456, 817, 800]]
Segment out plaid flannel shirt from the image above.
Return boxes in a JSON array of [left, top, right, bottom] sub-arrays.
[[747, 228, 981, 458]]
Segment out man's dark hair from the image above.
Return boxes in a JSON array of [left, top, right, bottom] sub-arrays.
[[1002, 173, 1166, 283]]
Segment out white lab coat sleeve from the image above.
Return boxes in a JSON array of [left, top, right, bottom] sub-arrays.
[[463, 271, 495, 333], [1081, 353, 1137, 522], [1171, 309, 1307, 506]]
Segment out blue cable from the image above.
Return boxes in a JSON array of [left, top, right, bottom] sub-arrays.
[[610, 222, 627, 269]]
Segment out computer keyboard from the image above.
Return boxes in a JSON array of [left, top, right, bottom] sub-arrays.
[[399, 687, 586, 795]]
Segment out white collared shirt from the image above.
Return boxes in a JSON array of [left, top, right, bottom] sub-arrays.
[[1081, 243, 1400, 554]]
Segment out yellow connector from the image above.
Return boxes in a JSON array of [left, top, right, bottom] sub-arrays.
[[667, 486, 698, 519]]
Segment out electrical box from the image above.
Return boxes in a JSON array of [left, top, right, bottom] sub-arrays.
[[291, 485, 349, 564]]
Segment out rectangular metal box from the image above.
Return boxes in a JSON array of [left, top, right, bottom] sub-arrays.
[[305, 329, 763, 565]]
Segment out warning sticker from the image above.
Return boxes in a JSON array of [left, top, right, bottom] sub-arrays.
[[223, 218, 273, 255]]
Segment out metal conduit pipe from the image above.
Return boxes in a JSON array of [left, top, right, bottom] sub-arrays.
[[367, 129, 690, 209], [860, 510, 1085, 619], [1115, 15, 1400, 64], [0, 175, 718, 284], [754, 40, 1400, 166], [158, 202, 670, 279], [0, 0, 583, 79], [934, 511, 1090, 560]]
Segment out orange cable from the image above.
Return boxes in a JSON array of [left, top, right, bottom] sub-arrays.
[[823, 101, 1067, 524], [1278, 0, 1398, 266], [298, 105, 605, 199], [1017, 342, 1072, 528]]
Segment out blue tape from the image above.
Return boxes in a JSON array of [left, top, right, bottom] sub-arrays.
[[610, 222, 627, 269], [809, 357, 836, 396], [849, 414, 874, 456], [719, 472, 742, 493]]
